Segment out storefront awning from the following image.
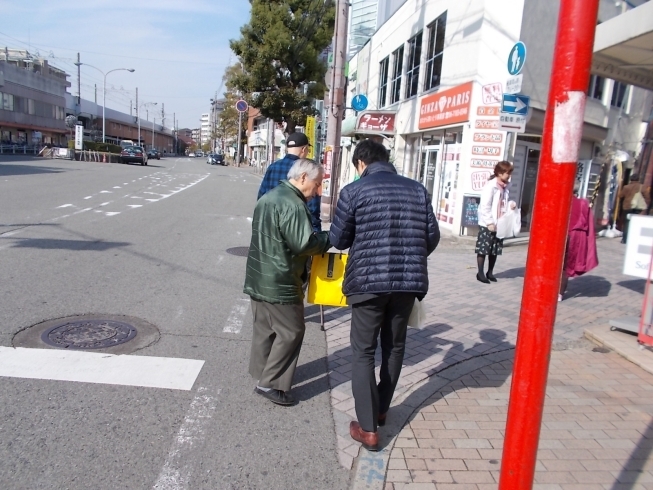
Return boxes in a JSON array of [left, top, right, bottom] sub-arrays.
[[341, 111, 397, 137], [592, 1, 653, 91]]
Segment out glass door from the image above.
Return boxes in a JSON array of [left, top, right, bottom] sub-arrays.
[[420, 148, 439, 197], [520, 147, 541, 230]]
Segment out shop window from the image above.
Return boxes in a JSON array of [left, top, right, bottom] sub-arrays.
[[424, 12, 447, 92], [587, 75, 604, 100], [1, 130, 10, 144], [390, 45, 404, 104], [2, 92, 14, 111], [611, 81, 628, 108], [405, 31, 422, 99], [378, 57, 389, 108], [27, 99, 35, 115]]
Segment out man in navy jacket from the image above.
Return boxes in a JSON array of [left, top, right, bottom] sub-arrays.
[[330, 139, 439, 450]]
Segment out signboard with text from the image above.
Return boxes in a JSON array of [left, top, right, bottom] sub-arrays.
[[356, 111, 396, 134], [305, 116, 316, 159], [419, 82, 473, 130], [74, 124, 83, 150]]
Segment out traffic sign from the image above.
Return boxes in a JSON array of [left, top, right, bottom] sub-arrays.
[[505, 74, 523, 94], [236, 100, 248, 113], [351, 94, 368, 112], [501, 94, 530, 115], [499, 114, 527, 133], [507, 42, 527, 76]]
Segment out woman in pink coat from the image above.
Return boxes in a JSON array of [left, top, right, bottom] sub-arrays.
[[559, 192, 599, 301]]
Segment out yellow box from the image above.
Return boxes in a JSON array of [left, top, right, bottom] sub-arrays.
[[307, 253, 348, 307]]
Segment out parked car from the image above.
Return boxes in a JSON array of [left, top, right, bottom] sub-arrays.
[[147, 149, 160, 160], [196, 151, 204, 158], [208, 153, 226, 165], [188, 152, 196, 157], [120, 146, 148, 165]]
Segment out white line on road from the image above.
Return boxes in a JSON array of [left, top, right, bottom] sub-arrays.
[[100, 190, 112, 193], [56, 204, 74, 208], [0, 347, 205, 390], [105, 212, 120, 217], [84, 196, 92, 199], [128, 205, 143, 208], [153, 387, 220, 489], [223, 299, 249, 334]]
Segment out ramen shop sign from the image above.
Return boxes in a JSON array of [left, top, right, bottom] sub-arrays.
[[419, 81, 473, 130]]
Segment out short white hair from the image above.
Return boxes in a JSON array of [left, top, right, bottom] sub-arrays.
[[287, 158, 323, 181]]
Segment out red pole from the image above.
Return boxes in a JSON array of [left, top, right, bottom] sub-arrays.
[[498, 0, 600, 489]]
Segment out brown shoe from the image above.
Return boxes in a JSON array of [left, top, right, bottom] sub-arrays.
[[378, 412, 387, 427], [350, 421, 379, 451]]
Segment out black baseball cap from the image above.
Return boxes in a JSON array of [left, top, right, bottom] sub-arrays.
[[286, 132, 311, 148]]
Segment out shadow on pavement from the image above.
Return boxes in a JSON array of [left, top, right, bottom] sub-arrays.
[[0, 164, 66, 176], [610, 417, 653, 490], [566, 275, 612, 298], [618, 279, 646, 295], [493, 267, 525, 279], [5, 238, 131, 251]]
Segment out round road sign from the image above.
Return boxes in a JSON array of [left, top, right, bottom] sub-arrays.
[[352, 94, 369, 112], [236, 100, 249, 113]]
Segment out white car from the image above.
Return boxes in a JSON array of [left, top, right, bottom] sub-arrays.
[[188, 152, 196, 157]]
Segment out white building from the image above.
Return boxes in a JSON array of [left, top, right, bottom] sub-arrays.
[[340, 0, 653, 235], [200, 113, 210, 145], [349, 0, 379, 58]]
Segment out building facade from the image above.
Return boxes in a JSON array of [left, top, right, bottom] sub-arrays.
[[0, 49, 68, 146], [200, 113, 210, 146], [349, 0, 379, 58], [340, 0, 653, 235]]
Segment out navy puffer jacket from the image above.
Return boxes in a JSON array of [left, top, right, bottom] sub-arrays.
[[329, 161, 440, 299]]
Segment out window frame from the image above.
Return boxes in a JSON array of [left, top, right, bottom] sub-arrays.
[[390, 45, 404, 105], [378, 56, 390, 108], [610, 81, 628, 108], [588, 75, 605, 101], [405, 31, 423, 99], [424, 12, 447, 92]]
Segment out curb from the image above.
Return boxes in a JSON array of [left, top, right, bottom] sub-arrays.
[[350, 348, 515, 490], [584, 325, 653, 376]]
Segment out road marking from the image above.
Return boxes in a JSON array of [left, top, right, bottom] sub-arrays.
[[57, 204, 74, 208], [128, 205, 143, 208], [113, 186, 121, 189], [153, 387, 219, 489], [223, 299, 249, 334], [0, 347, 205, 390], [105, 212, 120, 217], [84, 196, 93, 199], [100, 202, 111, 206], [100, 190, 112, 194]]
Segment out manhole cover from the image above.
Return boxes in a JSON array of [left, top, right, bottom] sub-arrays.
[[41, 320, 137, 349], [226, 246, 249, 257]]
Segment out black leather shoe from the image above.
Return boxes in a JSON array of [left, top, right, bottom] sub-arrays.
[[477, 273, 491, 284], [254, 387, 295, 406], [486, 272, 497, 282], [378, 413, 387, 427]]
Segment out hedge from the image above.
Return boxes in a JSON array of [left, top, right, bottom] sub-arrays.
[[83, 141, 122, 153]]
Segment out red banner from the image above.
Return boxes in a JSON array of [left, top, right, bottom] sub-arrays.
[[419, 82, 473, 130]]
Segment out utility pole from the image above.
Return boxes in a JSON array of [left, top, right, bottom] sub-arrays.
[[498, 0, 600, 488], [236, 110, 243, 166], [136, 87, 140, 146], [94, 84, 97, 105], [153, 117, 156, 148], [323, 0, 349, 222], [76, 53, 81, 111], [173, 112, 177, 155], [161, 103, 165, 128]]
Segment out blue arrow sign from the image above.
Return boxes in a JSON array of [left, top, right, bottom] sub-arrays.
[[507, 41, 527, 76], [501, 94, 530, 115], [352, 94, 369, 112]]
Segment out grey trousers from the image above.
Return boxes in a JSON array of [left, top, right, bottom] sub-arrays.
[[249, 298, 305, 393], [350, 293, 416, 432]]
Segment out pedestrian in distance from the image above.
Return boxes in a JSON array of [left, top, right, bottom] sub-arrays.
[[257, 132, 322, 233], [475, 161, 514, 284], [560, 182, 599, 301], [618, 174, 650, 244], [330, 139, 440, 451], [244, 158, 331, 406]]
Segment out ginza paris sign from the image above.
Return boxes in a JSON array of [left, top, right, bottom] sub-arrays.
[[419, 82, 473, 130]]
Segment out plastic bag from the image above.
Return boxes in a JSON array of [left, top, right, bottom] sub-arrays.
[[407, 298, 425, 329], [496, 203, 522, 239]]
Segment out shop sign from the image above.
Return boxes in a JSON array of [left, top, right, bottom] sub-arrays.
[[357, 112, 395, 133], [74, 125, 83, 150], [472, 146, 502, 157], [419, 82, 473, 130], [481, 83, 503, 105], [471, 171, 493, 191], [471, 158, 500, 169], [476, 106, 500, 116], [473, 132, 503, 143], [305, 116, 316, 159], [475, 119, 500, 129]]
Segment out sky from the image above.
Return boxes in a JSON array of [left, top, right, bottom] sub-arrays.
[[0, 0, 251, 129]]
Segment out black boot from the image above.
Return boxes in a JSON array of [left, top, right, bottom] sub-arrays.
[[477, 272, 491, 284]]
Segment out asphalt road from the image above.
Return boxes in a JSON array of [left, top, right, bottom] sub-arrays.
[[0, 155, 349, 490]]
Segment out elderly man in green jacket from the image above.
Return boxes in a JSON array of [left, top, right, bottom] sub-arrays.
[[244, 158, 330, 406]]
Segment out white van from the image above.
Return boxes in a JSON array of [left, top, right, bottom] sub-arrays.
[[120, 140, 135, 149]]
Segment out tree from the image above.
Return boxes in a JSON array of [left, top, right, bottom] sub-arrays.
[[230, 0, 335, 134], [216, 64, 248, 154]]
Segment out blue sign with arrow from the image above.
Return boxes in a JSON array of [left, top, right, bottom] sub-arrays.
[[501, 94, 530, 116], [352, 94, 369, 112], [507, 41, 527, 76]]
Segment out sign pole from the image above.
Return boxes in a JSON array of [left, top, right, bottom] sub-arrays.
[[498, 0, 599, 488]]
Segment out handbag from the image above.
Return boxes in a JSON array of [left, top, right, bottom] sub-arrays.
[[307, 253, 348, 307], [496, 204, 522, 239], [407, 298, 425, 329]]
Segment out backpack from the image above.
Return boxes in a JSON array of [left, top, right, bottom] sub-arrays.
[[631, 184, 647, 210]]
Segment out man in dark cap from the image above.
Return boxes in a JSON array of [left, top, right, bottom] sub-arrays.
[[258, 132, 321, 232]]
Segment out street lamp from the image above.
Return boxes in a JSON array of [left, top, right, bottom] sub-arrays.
[[138, 102, 157, 148], [74, 62, 135, 143]]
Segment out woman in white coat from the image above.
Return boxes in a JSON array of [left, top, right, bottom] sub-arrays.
[[476, 161, 514, 283]]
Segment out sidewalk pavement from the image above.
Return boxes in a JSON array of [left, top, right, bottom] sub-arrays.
[[315, 236, 651, 488]]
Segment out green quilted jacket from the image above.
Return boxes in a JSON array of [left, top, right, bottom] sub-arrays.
[[244, 180, 330, 304]]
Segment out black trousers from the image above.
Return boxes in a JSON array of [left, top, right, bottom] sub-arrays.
[[350, 293, 416, 432]]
